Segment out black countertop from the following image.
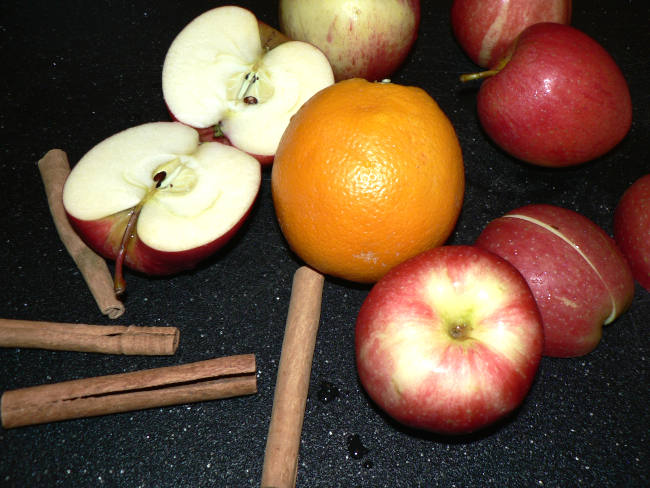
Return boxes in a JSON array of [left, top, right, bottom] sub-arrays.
[[1, 1, 648, 486]]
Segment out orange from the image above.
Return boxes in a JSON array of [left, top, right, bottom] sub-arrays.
[[271, 78, 465, 283]]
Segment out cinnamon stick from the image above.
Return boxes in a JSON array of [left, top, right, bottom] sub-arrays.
[[37, 149, 125, 319], [261, 266, 324, 488], [1, 353, 256, 429], [0, 318, 179, 355]]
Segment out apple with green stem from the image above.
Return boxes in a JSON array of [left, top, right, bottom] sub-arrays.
[[62, 122, 261, 294], [451, 0, 572, 68], [279, 0, 420, 81], [461, 23, 632, 167], [355, 245, 543, 435], [614, 174, 650, 291], [162, 6, 334, 166], [476, 204, 635, 357]]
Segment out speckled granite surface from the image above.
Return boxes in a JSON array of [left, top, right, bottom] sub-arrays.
[[1, 1, 648, 486]]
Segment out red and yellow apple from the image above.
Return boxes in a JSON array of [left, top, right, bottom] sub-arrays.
[[355, 245, 543, 435], [463, 23, 632, 167], [451, 0, 572, 68], [476, 204, 635, 357], [62, 122, 261, 292], [279, 0, 420, 81], [162, 6, 334, 165], [614, 174, 650, 291]]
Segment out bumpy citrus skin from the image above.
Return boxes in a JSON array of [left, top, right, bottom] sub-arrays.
[[271, 78, 465, 283]]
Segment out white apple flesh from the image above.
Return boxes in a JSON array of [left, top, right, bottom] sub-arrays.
[[162, 6, 334, 165], [355, 245, 543, 435], [279, 0, 420, 81], [62, 122, 261, 291]]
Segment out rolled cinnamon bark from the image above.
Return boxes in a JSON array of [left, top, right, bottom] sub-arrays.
[[0, 318, 179, 355], [261, 266, 325, 488], [1, 353, 256, 429], [38, 149, 125, 319]]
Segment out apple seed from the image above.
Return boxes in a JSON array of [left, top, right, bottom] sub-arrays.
[[154, 171, 167, 188]]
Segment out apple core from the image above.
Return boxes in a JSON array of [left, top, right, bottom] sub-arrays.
[[114, 161, 202, 295], [151, 158, 198, 195], [162, 6, 334, 160]]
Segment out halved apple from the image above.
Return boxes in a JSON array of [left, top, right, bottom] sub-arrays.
[[62, 122, 261, 292], [162, 6, 334, 165]]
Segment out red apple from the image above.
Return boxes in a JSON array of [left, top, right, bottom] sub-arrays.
[[475, 204, 635, 357], [62, 122, 261, 293], [279, 0, 420, 82], [463, 22, 632, 167], [614, 174, 650, 291], [355, 245, 543, 435], [451, 0, 572, 68], [162, 6, 334, 165]]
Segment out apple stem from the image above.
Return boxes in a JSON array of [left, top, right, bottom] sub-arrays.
[[460, 46, 514, 83], [459, 69, 499, 82], [113, 172, 165, 295], [449, 322, 472, 341], [113, 199, 145, 296]]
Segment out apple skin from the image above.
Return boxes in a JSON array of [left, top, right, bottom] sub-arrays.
[[614, 174, 650, 291], [475, 204, 635, 357], [279, 0, 420, 81], [258, 20, 292, 51], [189, 125, 274, 166], [451, 0, 571, 68], [473, 22, 632, 167], [355, 245, 543, 435], [67, 205, 255, 276]]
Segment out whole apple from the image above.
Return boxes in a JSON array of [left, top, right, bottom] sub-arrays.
[[464, 22, 632, 167], [614, 174, 650, 291], [62, 122, 261, 292], [279, 0, 420, 81], [475, 204, 635, 357], [355, 245, 543, 435], [451, 0, 572, 68]]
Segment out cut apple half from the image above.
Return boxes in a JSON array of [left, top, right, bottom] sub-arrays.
[[162, 6, 334, 165], [62, 122, 261, 292]]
